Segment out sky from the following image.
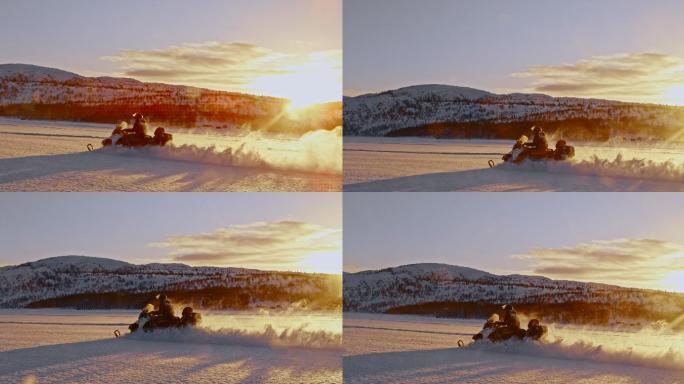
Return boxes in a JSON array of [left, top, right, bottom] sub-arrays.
[[344, 0, 684, 105], [344, 193, 684, 292], [0, 193, 342, 274], [0, 0, 341, 105]]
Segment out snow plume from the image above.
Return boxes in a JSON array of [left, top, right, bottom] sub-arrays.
[[501, 153, 684, 182], [126, 324, 341, 350], [101, 127, 342, 174], [469, 325, 684, 371]]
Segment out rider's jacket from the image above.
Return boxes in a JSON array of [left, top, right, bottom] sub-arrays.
[[158, 300, 175, 318], [503, 310, 521, 329], [532, 132, 549, 151]]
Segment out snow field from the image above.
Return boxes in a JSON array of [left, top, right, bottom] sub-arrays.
[[0, 118, 341, 191], [343, 313, 684, 384], [0, 309, 342, 384], [344, 137, 684, 191]]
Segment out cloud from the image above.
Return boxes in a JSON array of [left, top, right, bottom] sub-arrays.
[[150, 220, 341, 272], [513, 238, 684, 290], [102, 41, 341, 102], [513, 52, 684, 104]]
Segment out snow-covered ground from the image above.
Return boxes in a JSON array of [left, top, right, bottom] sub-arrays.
[[0, 309, 341, 384], [343, 313, 684, 384], [344, 137, 684, 191], [0, 118, 341, 191]]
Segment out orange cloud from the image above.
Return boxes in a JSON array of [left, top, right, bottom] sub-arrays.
[[513, 52, 684, 104], [150, 220, 341, 272], [513, 238, 684, 290], [102, 42, 341, 103]]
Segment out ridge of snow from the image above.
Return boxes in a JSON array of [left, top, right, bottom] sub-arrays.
[[0, 63, 83, 81]]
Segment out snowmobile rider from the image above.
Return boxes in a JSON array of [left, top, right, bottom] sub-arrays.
[[527, 126, 549, 152], [499, 304, 521, 330], [123, 113, 148, 142], [157, 294, 174, 317]]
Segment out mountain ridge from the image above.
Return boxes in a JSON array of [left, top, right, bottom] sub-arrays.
[[344, 262, 684, 326], [343, 83, 684, 140], [0, 255, 341, 310], [0, 63, 341, 132]]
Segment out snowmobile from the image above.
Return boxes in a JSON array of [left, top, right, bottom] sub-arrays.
[[498, 139, 575, 165], [103, 127, 173, 148], [114, 304, 202, 337], [89, 127, 173, 151], [469, 314, 548, 344]]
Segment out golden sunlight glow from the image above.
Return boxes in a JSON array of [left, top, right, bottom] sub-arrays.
[[284, 101, 316, 118], [300, 251, 342, 275], [252, 52, 341, 108], [106, 42, 341, 105], [663, 85, 684, 106]]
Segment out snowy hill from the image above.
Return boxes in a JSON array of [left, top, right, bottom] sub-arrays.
[[0, 64, 83, 81], [0, 64, 341, 132], [0, 256, 341, 310], [344, 263, 684, 326], [344, 84, 684, 140]]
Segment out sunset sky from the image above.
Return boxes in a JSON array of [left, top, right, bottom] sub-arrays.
[[0, 0, 341, 106], [344, 193, 684, 292], [0, 193, 341, 274], [344, 0, 684, 105]]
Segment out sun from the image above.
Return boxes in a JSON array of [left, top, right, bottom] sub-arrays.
[[299, 250, 342, 274], [663, 85, 684, 106], [251, 51, 341, 110]]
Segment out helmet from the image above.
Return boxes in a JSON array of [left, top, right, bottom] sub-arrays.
[[182, 307, 193, 317], [132, 113, 144, 119], [159, 293, 168, 302], [502, 304, 514, 311]]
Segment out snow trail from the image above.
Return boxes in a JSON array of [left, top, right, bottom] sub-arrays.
[[126, 324, 342, 350], [99, 126, 343, 175], [498, 154, 684, 182], [467, 337, 684, 371]]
